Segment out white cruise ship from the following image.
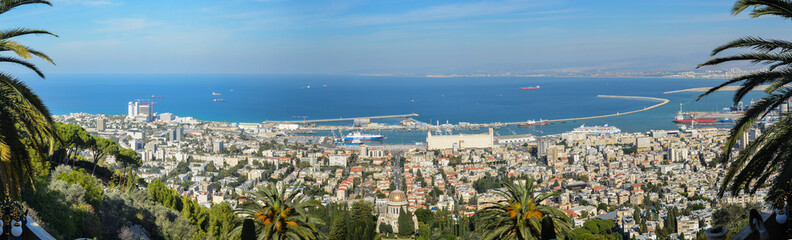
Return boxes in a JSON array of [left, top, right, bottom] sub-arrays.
[[571, 124, 621, 135]]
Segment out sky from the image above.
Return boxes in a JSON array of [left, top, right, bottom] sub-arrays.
[[6, 0, 792, 75]]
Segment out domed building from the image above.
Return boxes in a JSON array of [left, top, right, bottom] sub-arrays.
[[377, 190, 416, 232], [387, 190, 407, 215]]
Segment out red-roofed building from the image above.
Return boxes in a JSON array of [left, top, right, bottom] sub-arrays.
[[563, 209, 579, 218], [350, 166, 364, 178]]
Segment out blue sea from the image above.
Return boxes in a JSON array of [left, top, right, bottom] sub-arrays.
[[22, 74, 766, 144]]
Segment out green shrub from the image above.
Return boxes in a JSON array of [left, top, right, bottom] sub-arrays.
[[22, 178, 80, 239], [57, 167, 104, 207]]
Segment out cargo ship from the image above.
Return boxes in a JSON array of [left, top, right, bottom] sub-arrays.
[[672, 114, 716, 124], [673, 103, 717, 124], [521, 86, 541, 90], [518, 120, 549, 127], [343, 132, 385, 141], [571, 124, 621, 135]]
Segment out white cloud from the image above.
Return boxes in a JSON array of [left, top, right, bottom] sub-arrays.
[[332, 1, 542, 26], [656, 13, 752, 24], [53, 0, 122, 6], [96, 18, 161, 32], [53, 39, 124, 54]]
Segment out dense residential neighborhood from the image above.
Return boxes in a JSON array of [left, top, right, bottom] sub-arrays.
[[54, 112, 767, 239]]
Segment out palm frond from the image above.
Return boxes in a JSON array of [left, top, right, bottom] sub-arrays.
[[717, 88, 792, 198], [0, 73, 55, 197], [701, 0, 792, 205], [733, 74, 791, 103], [0, 56, 43, 78], [697, 69, 789, 101], [0, 45, 55, 65], [0, 28, 57, 39], [0, 0, 51, 15], [763, 73, 792, 93], [724, 113, 792, 195], [733, 0, 792, 20], [478, 178, 571, 240], [0, 95, 32, 198], [711, 37, 792, 56], [697, 52, 792, 69], [234, 183, 324, 239]]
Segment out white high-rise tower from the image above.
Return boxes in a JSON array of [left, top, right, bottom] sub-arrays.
[[127, 101, 135, 118]]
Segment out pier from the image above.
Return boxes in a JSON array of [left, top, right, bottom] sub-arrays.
[[270, 113, 419, 124], [269, 95, 669, 131], [503, 95, 670, 125]]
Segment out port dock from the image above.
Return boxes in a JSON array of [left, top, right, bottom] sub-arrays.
[[270, 113, 419, 124]]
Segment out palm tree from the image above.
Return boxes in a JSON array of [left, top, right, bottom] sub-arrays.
[[0, 0, 58, 199], [477, 178, 571, 240], [697, 0, 792, 202], [233, 183, 325, 240]]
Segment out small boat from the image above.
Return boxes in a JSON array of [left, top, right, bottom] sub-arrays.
[[518, 120, 548, 127], [306, 85, 311, 89], [213, 99, 226, 102], [212, 92, 222, 96], [151, 95, 164, 98], [521, 86, 541, 90]]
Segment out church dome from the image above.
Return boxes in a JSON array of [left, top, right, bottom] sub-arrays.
[[388, 190, 407, 203]]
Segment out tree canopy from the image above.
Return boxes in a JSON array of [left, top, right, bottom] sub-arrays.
[[116, 148, 141, 168], [477, 178, 572, 240]]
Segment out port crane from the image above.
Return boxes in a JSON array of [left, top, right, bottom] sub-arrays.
[[135, 99, 156, 105], [133, 99, 157, 111]]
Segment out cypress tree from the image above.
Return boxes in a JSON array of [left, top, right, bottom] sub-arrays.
[[541, 217, 556, 240], [349, 201, 376, 240], [240, 219, 256, 240], [379, 223, 393, 234], [398, 208, 414, 236], [329, 213, 348, 240]]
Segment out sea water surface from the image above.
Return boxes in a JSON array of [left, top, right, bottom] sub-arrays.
[[23, 74, 766, 144]]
